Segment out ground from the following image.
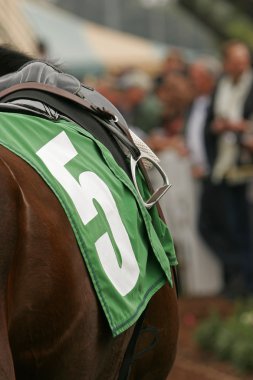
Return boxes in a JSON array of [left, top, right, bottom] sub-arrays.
[[168, 297, 253, 380]]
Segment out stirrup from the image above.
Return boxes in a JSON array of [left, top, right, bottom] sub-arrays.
[[130, 153, 171, 209]]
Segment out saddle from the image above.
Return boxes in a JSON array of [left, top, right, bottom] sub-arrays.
[[0, 61, 137, 153], [0, 61, 169, 209]]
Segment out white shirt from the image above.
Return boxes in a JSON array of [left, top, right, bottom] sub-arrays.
[[214, 70, 253, 122], [212, 70, 253, 182]]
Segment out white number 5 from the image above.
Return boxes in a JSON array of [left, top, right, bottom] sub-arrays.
[[36, 132, 140, 296]]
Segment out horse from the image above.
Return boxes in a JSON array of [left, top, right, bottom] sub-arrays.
[[0, 47, 178, 380]]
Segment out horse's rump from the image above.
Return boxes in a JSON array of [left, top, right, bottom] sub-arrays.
[[0, 141, 178, 380], [0, 144, 135, 379]]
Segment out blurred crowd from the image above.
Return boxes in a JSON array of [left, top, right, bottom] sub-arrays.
[[85, 41, 253, 298]]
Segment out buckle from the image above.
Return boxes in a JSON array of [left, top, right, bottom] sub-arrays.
[[130, 152, 171, 209]]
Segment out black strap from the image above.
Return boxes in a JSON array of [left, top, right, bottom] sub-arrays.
[[0, 82, 130, 135], [118, 312, 146, 380]]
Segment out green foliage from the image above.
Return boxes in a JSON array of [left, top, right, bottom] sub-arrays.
[[194, 312, 221, 351], [225, 19, 253, 49], [194, 300, 253, 373], [214, 320, 238, 360], [231, 339, 253, 372]]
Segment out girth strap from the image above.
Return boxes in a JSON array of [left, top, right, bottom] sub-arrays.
[[118, 312, 146, 380], [0, 82, 129, 135]]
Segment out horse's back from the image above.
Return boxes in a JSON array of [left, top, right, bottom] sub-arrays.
[[0, 145, 133, 380]]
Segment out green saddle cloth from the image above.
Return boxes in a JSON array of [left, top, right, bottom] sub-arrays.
[[0, 111, 177, 336]]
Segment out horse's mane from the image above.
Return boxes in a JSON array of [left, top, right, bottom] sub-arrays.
[[0, 45, 33, 76]]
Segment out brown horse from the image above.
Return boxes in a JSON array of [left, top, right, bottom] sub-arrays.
[[0, 47, 178, 380]]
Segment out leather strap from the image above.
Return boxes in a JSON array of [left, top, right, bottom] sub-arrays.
[[0, 82, 130, 136]]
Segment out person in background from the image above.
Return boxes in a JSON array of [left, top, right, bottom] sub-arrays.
[[133, 82, 164, 135], [116, 69, 153, 138], [147, 73, 192, 153], [90, 74, 122, 109], [181, 58, 225, 295], [199, 40, 253, 297], [185, 58, 220, 179], [154, 49, 187, 88], [146, 74, 201, 294], [147, 71, 224, 295]]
